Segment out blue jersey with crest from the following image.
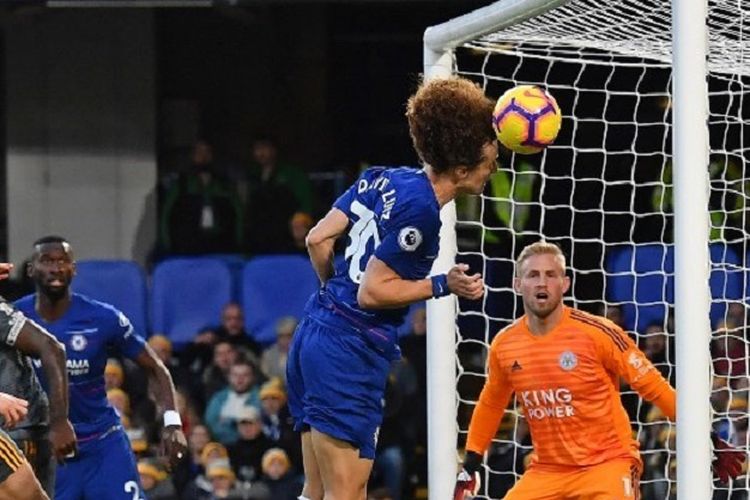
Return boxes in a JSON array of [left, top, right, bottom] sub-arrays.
[[307, 166, 440, 359], [15, 293, 146, 439]]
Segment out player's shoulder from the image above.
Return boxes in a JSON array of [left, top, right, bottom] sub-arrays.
[[565, 307, 620, 332], [388, 167, 434, 196], [386, 168, 439, 218], [565, 307, 630, 348], [490, 318, 527, 350], [13, 294, 34, 312], [71, 293, 125, 322]]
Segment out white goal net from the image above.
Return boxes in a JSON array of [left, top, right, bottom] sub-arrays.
[[448, 0, 750, 498]]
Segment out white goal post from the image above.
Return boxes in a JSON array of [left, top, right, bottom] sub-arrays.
[[423, 0, 724, 498]]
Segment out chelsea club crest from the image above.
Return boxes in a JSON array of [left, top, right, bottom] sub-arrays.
[[70, 334, 88, 352], [559, 350, 577, 371]]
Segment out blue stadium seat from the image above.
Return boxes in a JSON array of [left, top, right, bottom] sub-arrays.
[[151, 258, 233, 347], [606, 244, 743, 332], [204, 253, 246, 301], [708, 244, 743, 325], [73, 260, 148, 336], [242, 255, 320, 345]]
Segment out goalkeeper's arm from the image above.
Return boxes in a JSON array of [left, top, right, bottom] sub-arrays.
[[611, 334, 746, 483], [456, 336, 513, 499]]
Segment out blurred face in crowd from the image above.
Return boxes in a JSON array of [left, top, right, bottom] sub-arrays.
[[221, 304, 244, 337], [712, 321, 744, 356], [252, 139, 277, 168], [514, 252, 570, 320], [728, 302, 746, 325], [210, 475, 234, 495], [411, 308, 426, 336], [229, 363, 254, 394], [264, 457, 289, 481], [148, 338, 172, 364], [277, 330, 293, 351], [194, 328, 217, 346], [213, 342, 237, 372], [203, 446, 226, 464], [237, 416, 263, 440], [175, 390, 189, 415], [261, 395, 284, 416], [107, 391, 129, 417], [605, 305, 624, 328], [104, 363, 123, 391], [192, 140, 213, 166], [189, 425, 211, 457], [644, 324, 666, 357], [275, 319, 296, 351], [29, 241, 76, 300], [290, 213, 313, 249], [139, 472, 157, 491], [711, 376, 730, 412]]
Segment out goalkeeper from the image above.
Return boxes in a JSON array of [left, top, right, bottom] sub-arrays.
[[455, 241, 745, 499]]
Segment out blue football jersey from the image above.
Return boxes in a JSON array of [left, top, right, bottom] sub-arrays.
[[307, 166, 440, 356], [15, 293, 146, 439]]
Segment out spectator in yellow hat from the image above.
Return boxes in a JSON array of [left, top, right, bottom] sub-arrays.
[[261, 448, 303, 500], [107, 387, 131, 419], [258, 379, 301, 473], [184, 457, 270, 499], [138, 458, 176, 500], [200, 441, 229, 468], [229, 406, 273, 483], [104, 358, 125, 390]]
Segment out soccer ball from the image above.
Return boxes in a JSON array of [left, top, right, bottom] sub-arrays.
[[492, 85, 562, 155]]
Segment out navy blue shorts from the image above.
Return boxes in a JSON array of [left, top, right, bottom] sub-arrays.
[[287, 317, 391, 459], [56, 427, 145, 500]]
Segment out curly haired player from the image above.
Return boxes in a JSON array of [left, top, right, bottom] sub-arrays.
[[288, 76, 498, 500]]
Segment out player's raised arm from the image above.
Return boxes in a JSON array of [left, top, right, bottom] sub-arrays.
[[12, 319, 77, 460], [306, 207, 349, 284]]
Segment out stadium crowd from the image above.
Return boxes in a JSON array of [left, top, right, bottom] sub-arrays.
[[0, 127, 744, 500], [96, 301, 428, 500]]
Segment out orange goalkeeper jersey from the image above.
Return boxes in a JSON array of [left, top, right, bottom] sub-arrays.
[[466, 306, 676, 471]]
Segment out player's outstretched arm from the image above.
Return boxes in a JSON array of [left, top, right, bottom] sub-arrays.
[[455, 336, 512, 499], [306, 208, 349, 284], [14, 322, 77, 460], [600, 323, 746, 483], [358, 258, 484, 309], [0, 393, 28, 429], [135, 344, 188, 469]]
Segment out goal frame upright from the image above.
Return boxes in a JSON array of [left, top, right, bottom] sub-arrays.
[[422, 0, 712, 497]]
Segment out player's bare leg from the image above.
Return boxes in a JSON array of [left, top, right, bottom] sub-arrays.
[[311, 428, 372, 500], [0, 462, 49, 500], [300, 430, 324, 500]]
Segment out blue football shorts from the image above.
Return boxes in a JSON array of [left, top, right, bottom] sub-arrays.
[[55, 426, 145, 500], [287, 316, 391, 459]]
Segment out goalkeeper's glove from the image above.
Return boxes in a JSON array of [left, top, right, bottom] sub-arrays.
[[454, 451, 482, 500], [712, 432, 746, 483]]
